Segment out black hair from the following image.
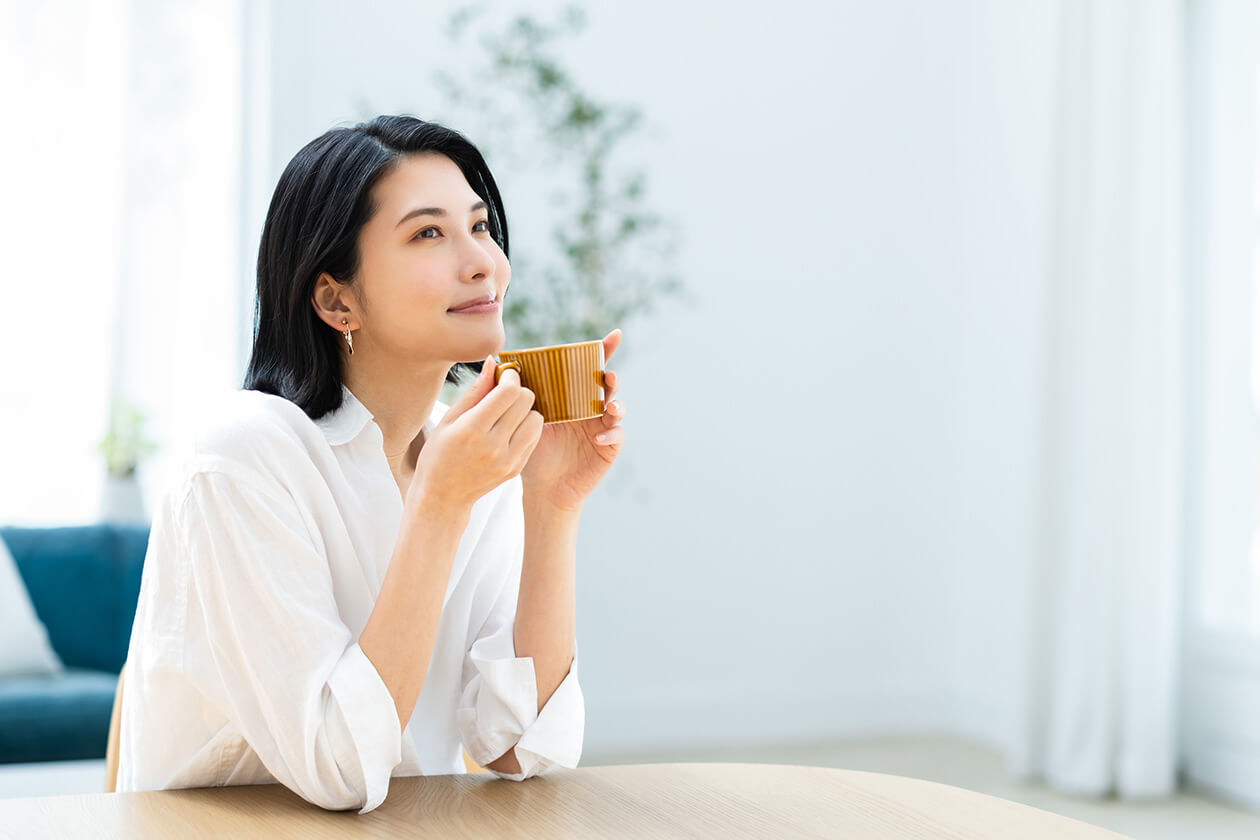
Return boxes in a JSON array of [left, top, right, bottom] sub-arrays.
[[241, 114, 509, 420]]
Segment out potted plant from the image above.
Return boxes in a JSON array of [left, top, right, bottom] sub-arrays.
[[373, 4, 690, 403], [97, 395, 159, 523], [431, 4, 688, 350]]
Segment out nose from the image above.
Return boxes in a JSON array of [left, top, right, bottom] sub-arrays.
[[461, 235, 497, 284]]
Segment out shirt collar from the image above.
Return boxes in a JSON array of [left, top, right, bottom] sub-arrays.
[[315, 384, 375, 446], [314, 383, 449, 447]]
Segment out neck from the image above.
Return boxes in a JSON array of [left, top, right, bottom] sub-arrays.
[[342, 360, 451, 476]]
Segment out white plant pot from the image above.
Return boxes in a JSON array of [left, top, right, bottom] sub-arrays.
[[100, 473, 148, 524]]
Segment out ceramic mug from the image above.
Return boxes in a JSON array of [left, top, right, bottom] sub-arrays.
[[493, 339, 606, 424]]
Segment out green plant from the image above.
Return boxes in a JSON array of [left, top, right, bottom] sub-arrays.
[[97, 396, 158, 479], [422, 3, 689, 348]]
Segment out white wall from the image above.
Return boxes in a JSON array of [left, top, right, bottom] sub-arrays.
[[257, 0, 1059, 756]]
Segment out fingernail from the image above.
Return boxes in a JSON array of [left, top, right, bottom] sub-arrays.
[[596, 433, 608, 443]]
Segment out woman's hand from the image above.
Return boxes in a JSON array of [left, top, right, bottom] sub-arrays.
[[520, 329, 626, 511], [408, 356, 544, 514]]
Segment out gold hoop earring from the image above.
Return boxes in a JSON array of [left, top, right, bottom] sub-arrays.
[[341, 319, 354, 356]]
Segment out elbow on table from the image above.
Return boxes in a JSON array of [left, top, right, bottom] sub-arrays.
[[292, 778, 379, 814], [281, 751, 390, 814], [284, 679, 402, 813]]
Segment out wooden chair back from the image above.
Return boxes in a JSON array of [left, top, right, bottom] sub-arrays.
[[104, 664, 125, 792]]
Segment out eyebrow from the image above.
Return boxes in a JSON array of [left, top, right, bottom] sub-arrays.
[[395, 200, 488, 228]]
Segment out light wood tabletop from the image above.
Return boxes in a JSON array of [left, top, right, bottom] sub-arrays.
[[0, 762, 1134, 839]]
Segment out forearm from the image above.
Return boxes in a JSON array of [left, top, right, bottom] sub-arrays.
[[514, 491, 580, 710], [484, 491, 579, 775], [359, 495, 470, 734]]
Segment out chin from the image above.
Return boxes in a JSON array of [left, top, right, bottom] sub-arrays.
[[457, 333, 506, 363]]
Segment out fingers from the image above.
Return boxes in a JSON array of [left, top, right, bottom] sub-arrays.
[[594, 424, 624, 447], [599, 368, 625, 440], [601, 398, 624, 429], [603, 328, 622, 364], [508, 410, 545, 462], [463, 367, 529, 432], [443, 355, 497, 424], [490, 376, 538, 440]]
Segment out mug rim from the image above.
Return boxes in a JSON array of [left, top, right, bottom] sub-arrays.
[[498, 338, 604, 355]]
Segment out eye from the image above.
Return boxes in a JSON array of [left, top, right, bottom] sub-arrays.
[[412, 220, 490, 241]]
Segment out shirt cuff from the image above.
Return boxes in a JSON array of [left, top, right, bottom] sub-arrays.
[[457, 635, 584, 778], [326, 642, 404, 813]]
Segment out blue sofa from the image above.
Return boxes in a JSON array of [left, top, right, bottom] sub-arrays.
[[0, 524, 148, 763]]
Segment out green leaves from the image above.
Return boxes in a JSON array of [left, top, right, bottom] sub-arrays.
[[426, 3, 688, 351], [97, 396, 158, 478]]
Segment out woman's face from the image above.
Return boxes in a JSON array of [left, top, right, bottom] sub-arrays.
[[349, 152, 510, 367]]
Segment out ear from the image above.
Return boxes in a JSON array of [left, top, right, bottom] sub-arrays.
[[311, 271, 357, 330]]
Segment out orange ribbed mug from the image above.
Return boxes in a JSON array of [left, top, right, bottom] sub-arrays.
[[492, 339, 606, 424]]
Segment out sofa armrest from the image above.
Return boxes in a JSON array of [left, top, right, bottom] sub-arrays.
[[0, 525, 149, 673]]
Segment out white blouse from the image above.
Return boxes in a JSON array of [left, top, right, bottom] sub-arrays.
[[117, 384, 583, 813]]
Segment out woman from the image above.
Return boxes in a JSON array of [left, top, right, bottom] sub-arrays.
[[116, 115, 625, 813]]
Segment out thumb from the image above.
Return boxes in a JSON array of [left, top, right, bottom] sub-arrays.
[[443, 355, 497, 423]]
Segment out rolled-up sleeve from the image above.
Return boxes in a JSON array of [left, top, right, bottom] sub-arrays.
[[180, 468, 402, 813], [455, 486, 585, 778]]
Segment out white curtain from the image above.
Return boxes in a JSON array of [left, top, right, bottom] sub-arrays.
[[0, 0, 245, 525], [1010, 0, 1186, 798], [0, 0, 129, 523]]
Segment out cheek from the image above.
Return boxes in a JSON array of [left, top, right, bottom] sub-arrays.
[[496, 254, 511, 290]]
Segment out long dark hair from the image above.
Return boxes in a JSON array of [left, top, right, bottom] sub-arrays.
[[242, 115, 510, 420]]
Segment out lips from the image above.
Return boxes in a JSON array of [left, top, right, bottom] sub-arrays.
[[449, 294, 496, 312]]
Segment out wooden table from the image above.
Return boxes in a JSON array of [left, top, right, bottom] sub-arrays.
[[0, 762, 1133, 839]]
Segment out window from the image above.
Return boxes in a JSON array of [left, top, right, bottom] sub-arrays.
[[0, 0, 245, 525], [1250, 61, 1260, 636], [1182, 0, 1260, 811]]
